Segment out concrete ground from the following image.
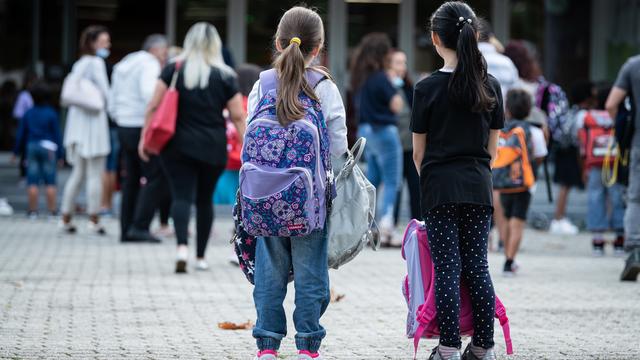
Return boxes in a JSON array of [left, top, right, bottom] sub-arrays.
[[0, 215, 638, 360]]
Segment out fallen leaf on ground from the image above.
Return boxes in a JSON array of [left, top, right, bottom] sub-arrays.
[[330, 288, 345, 303], [218, 320, 253, 330]]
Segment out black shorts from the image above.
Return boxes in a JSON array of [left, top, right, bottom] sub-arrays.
[[500, 191, 532, 221]]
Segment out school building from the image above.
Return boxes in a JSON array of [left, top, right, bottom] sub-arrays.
[[0, 0, 639, 92]]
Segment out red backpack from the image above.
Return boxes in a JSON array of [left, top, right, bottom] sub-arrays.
[[578, 110, 616, 168]]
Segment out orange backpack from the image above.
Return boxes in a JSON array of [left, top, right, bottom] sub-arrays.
[[493, 121, 535, 193]]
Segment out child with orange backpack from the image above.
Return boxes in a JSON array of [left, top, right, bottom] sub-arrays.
[[577, 83, 626, 256], [493, 89, 548, 276]]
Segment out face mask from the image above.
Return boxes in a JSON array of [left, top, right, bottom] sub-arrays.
[[96, 48, 110, 59], [392, 76, 404, 88]]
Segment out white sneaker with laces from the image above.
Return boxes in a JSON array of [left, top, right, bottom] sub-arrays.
[[175, 245, 189, 273], [549, 218, 578, 235], [88, 222, 106, 235], [0, 198, 14, 216], [195, 259, 209, 271]]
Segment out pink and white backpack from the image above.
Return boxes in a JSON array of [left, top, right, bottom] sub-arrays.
[[401, 219, 513, 358]]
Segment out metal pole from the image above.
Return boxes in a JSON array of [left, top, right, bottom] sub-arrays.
[[398, 0, 415, 79], [31, 0, 40, 70], [328, 0, 347, 96], [165, 0, 176, 45], [226, 0, 247, 65], [491, 0, 510, 44]]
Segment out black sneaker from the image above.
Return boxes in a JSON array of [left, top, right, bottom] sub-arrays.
[[592, 239, 605, 257], [502, 260, 516, 277], [124, 228, 162, 243], [613, 236, 625, 256], [621, 248, 640, 282]]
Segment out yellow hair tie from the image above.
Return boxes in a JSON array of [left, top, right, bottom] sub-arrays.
[[289, 37, 301, 46]]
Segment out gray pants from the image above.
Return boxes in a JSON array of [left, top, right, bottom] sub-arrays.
[[61, 154, 107, 216], [625, 147, 640, 250]]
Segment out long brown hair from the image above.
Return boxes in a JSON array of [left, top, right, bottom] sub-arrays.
[[79, 25, 109, 56], [273, 6, 328, 126], [349, 32, 392, 92]]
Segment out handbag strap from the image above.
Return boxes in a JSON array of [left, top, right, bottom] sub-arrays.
[[336, 137, 367, 181], [169, 61, 183, 89]]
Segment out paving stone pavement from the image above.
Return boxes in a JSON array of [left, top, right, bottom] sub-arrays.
[[0, 215, 638, 360]]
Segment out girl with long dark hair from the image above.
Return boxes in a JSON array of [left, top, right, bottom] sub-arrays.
[[411, 2, 503, 359]]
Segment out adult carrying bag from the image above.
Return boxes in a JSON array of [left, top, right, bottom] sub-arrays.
[[60, 60, 104, 112], [143, 62, 182, 154], [328, 137, 379, 269]]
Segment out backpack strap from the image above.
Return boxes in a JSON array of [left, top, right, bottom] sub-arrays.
[[495, 299, 514, 355], [259, 68, 328, 96], [413, 303, 436, 360], [259, 69, 279, 96]]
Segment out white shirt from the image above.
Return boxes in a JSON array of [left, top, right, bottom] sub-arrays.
[[108, 51, 161, 127], [530, 126, 548, 158], [246, 78, 349, 157], [479, 42, 519, 98]]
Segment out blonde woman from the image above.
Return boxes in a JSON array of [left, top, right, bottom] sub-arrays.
[[141, 22, 246, 273], [61, 25, 111, 235]]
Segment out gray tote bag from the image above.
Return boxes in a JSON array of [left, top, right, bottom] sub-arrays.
[[328, 137, 380, 269]]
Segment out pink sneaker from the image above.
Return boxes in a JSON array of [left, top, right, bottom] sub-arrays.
[[255, 349, 278, 360], [298, 350, 322, 359]]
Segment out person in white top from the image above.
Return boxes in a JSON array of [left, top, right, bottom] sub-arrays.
[[108, 34, 169, 243], [477, 19, 519, 99], [61, 25, 111, 235]]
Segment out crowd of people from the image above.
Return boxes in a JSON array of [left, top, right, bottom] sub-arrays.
[[1, 1, 639, 358]]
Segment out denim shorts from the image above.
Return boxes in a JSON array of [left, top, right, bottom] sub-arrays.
[[26, 142, 57, 186]]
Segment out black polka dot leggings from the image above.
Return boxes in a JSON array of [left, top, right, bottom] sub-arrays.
[[425, 203, 495, 350]]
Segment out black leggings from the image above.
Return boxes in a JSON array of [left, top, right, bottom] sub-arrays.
[[425, 203, 495, 350], [161, 150, 224, 258]]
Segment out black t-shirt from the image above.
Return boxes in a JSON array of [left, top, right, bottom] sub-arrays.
[[410, 71, 504, 214], [356, 71, 398, 126], [159, 62, 239, 166]]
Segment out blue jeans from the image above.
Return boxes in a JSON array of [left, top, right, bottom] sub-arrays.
[[625, 148, 640, 249], [358, 123, 402, 219], [586, 167, 625, 234], [26, 142, 57, 186], [253, 228, 330, 352]]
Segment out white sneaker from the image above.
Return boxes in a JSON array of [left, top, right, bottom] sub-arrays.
[[176, 245, 188, 273], [549, 218, 578, 235], [195, 259, 209, 271], [59, 220, 77, 234], [88, 222, 106, 235], [0, 198, 14, 216]]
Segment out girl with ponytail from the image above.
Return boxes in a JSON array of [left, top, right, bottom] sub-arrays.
[[246, 6, 347, 360], [411, 2, 503, 360]]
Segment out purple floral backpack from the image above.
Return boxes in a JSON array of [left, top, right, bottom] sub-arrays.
[[232, 69, 333, 283]]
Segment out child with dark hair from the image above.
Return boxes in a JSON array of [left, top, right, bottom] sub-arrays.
[[411, 2, 503, 359], [577, 84, 626, 256], [12, 82, 63, 217], [500, 89, 548, 276]]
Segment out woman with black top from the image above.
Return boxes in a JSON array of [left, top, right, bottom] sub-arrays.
[[411, 2, 503, 360], [141, 22, 246, 273], [350, 33, 405, 245]]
